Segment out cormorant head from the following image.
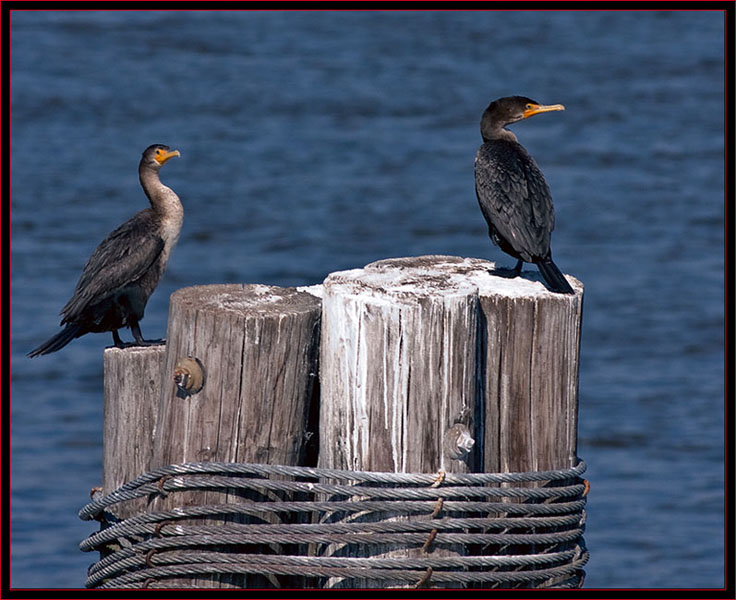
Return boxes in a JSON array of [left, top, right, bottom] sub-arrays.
[[141, 144, 180, 170], [481, 96, 564, 139]]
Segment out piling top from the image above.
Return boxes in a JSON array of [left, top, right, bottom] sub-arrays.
[[324, 255, 583, 300], [169, 283, 321, 316], [104, 344, 167, 357]]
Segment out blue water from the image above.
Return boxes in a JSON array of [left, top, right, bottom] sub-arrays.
[[10, 10, 724, 589]]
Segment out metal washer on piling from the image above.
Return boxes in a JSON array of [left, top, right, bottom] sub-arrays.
[[173, 356, 205, 397]]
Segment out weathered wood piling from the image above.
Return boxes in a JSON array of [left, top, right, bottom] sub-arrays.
[[316, 255, 582, 587], [150, 283, 321, 471], [319, 255, 582, 476], [103, 285, 321, 495], [103, 284, 321, 588], [97, 255, 584, 589], [319, 256, 481, 475], [102, 345, 165, 519]]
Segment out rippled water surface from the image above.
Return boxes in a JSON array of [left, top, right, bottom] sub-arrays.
[[10, 10, 724, 589]]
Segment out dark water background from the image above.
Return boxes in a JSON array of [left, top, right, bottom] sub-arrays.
[[10, 10, 724, 589]]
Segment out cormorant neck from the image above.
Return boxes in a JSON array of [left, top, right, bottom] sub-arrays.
[[481, 123, 518, 144], [139, 165, 182, 218]]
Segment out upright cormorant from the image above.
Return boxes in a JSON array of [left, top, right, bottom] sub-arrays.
[[474, 96, 574, 294], [28, 144, 182, 357]]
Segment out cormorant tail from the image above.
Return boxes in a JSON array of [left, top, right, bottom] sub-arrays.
[[536, 257, 575, 294], [28, 324, 82, 358]]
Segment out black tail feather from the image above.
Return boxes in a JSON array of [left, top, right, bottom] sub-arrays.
[[536, 257, 575, 294], [28, 324, 82, 357]]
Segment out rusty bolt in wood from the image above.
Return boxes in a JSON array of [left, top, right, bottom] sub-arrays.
[[173, 356, 205, 398], [443, 423, 475, 460]]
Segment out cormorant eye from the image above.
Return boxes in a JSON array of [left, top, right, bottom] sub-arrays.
[[525, 103, 535, 110]]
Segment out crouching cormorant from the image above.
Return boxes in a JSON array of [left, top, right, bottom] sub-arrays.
[[28, 144, 182, 357], [474, 96, 574, 294]]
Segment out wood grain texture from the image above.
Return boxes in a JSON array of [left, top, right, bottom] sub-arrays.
[[317, 255, 582, 587], [318, 256, 484, 588], [319, 254, 583, 476], [319, 256, 481, 476], [478, 273, 583, 473], [147, 284, 321, 588], [99, 258, 583, 589], [102, 345, 165, 519], [150, 284, 321, 470]]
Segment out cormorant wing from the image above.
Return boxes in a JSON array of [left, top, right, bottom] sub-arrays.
[[474, 140, 555, 261], [60, 209, 164, 322]]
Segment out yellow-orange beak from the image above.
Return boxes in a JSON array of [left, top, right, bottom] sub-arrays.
[[522, 103, 565, 119], [155, 148, 181, 165]]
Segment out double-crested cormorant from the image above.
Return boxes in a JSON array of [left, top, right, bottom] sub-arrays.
[[28, 144, 182, 357], [474, 96, 574, 294]]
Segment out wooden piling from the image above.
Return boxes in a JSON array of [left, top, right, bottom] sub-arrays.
[[317, 255, 583, 588], [102, 345, 165, 519], [319, 255, 481, 475], [318, 256, 480, 588], [96, 256, 584, 589], [149, 283, 321, 470], [143, 283, 321, 588], [479, 282, 583, 474], [319, 254, 583, 474]]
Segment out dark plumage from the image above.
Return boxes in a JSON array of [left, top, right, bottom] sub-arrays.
[[28, 144, 182, 357], [474, 95, 574, 294]]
